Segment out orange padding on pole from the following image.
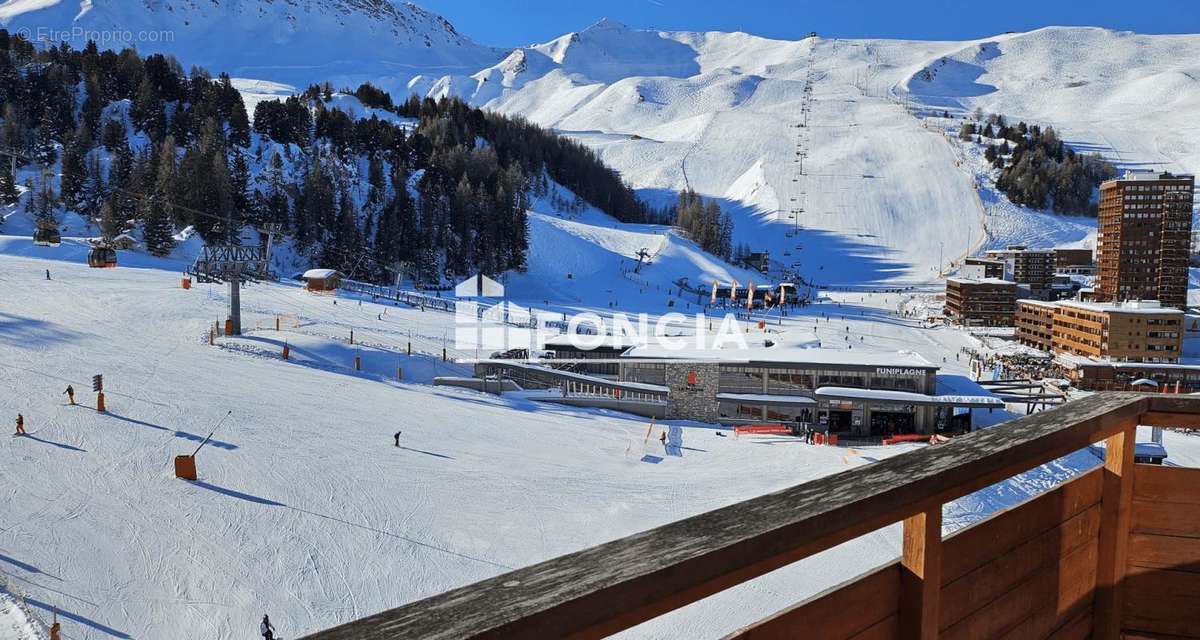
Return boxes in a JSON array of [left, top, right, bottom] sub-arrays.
[[174, 455, 197, 480]]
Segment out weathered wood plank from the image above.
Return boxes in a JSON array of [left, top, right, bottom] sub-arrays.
[[725, 564, 898, 640], [941, 469, 1102, 585], [1134, 464, 1200, 506], [1094, 424, 1136, 640], [1128, 533, 1200, 573], [1132, 499, 1200, 538], [939, 503, 1100, 631], [900, 508, 942, 640], [1122, 568, 1200, 638], [300, 392, 1153, 640]]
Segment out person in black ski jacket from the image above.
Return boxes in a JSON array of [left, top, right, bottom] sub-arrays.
[[260, 614, 275, 640]]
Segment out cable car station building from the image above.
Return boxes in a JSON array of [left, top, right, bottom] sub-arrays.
[[615, 342, 1000, 436]]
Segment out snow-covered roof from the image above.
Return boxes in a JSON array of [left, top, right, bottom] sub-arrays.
[[621, 344, 935, 369], [1056, 299, 1182, 316], [1016, 298, 1058, 309], [1057, 353, 1200, 371], [715, 392, 816, 405], [946, 277, 1016, 286], [302, 268, 340, 280], [815, 386, 1005, 408]]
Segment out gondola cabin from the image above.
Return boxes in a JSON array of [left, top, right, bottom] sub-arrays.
[[88, 245, 118, 268], [32, 219, 61, 247], [302, 268, 342, 293]]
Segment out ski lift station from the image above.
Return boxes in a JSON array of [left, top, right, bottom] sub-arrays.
[[475, 334, 1003, 437]]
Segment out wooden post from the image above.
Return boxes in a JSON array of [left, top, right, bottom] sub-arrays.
[[442, 347, 447, 362], [96, 392, 106, 413], [397, 367, 403, 381], [275, 317, 280, 332], [350, 330, 354, 345], [1094, 422, 1135, 640], [209, 328, 214, 346], [354, 354, 362, 371], [282, 343, 290, 360], [899, 507, 942, 640], [407, 341, 411, 356]]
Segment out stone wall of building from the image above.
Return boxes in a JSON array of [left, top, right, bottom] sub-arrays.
[[664, 362, 720, 422]]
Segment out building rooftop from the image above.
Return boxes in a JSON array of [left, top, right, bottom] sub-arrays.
[[946, 277, 1017, 286], [1056, 299, 1183, 316], [1106, 170, 1194, 183], [621, 343, 936, 369]]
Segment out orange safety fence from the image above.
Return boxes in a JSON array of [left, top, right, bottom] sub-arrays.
[[734, 424, 793, 435], [882, 434, 928, 445]]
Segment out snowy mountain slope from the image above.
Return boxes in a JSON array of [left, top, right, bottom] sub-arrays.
[[2, 2, 1194, 287], [428, 23, 1186, 285], [900, 27, 1200, 174], [0, 0, 505, 95]]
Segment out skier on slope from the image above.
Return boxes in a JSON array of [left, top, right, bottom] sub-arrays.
[[15, 414, 25, 435], [260, 614, 275, 640], [64, 385, 75, 405], [394, 431, 401, 447]]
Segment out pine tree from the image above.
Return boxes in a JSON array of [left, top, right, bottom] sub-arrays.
[[0, 160, 19, 206], [141, 193, 176, 256], [34, 109, 58, 167]]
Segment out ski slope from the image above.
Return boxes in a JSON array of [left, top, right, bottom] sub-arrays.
[[8, 236, 1187, 639], [0, 239, 933, 640]]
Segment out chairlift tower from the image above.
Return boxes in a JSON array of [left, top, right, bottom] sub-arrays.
[[187, 226, 281, 335], [634, 248, 652, 274]]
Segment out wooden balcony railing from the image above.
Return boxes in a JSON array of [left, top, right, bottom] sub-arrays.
[[300, 392, 1200, 640]]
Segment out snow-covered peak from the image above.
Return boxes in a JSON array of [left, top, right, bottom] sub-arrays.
[[583, 17, 630, 33], [0, 0, 505, 95]]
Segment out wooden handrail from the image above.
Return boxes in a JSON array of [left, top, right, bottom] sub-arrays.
[[300, 392, 1200, 640]]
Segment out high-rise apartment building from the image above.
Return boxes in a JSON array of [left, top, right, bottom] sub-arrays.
[[1096, 171, 1194, 310]]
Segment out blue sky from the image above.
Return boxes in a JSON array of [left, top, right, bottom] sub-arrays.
[[418, 0, 1200, 47]]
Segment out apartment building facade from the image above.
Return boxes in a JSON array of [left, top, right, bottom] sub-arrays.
[[1096, 171, 1195, 310], [1030, 300, 1183, 362], [1014, 299, 1056, 351], [944, 277, 1017, 327]]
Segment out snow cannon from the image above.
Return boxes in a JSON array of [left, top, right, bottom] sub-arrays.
[[174, 410, 232, 482]]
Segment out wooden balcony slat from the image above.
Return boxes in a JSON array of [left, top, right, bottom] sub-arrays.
[[1128, 533, 1200, 572], [939, 502, 1101, 631], [1131, 499, 1200, 538], [301, 392, 1156, 640], [941, 469, 1102, 585], [1133, 464, 1200, 506], [1122, 568, 1200, 637], [940, 536, 1097, 640], [723, 563, 898, 640]]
